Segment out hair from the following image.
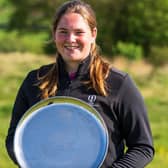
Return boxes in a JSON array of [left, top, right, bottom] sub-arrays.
[[37, 0, 111, 99]]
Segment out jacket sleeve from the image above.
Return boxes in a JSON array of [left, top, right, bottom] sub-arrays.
[[5, 75, 30, 165], [112, 75, 154, 168]]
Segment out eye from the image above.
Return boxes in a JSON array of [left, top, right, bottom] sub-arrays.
[[59, 30, 68, 34], [57, 28, 68, 35], [75, 31, 85, 35]]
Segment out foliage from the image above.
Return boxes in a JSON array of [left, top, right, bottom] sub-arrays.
[[148, 46, 168, 65], [1, 0, 168, 58], [113, 41, 143, 60], [112, 0, 168, 56], [7, 0, 67, 31], [0, 30, 48, 53], [0, 0, 13, 24]]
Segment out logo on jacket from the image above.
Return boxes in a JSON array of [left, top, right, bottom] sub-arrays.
[[88, 95, 96, 105]]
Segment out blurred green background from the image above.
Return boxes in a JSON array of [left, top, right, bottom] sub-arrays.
[[0, 0, 168, 167]]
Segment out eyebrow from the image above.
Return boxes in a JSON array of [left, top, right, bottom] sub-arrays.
[[57, 27, 67, 30], [57, 27, 84, 31]]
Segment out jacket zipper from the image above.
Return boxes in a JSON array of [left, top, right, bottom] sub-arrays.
[[65, 80, 72, 96]]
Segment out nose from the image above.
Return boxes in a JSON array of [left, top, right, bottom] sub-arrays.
[[66, 33, 76, 42]]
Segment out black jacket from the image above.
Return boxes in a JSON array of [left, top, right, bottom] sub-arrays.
[[6, 56, 154, 167]]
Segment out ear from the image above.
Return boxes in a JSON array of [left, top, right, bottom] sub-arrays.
[[91, 27, 97, 42]]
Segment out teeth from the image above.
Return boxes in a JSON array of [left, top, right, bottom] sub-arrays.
[[65, 45, 79, 49], [66, 47, 77, 48], [65, 44, 79, 48]]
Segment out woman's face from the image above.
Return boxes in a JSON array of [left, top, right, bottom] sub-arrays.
[[54, 12, 97, 70]]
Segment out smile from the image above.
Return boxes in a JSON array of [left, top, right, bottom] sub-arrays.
[[64, 44, 80, 49]]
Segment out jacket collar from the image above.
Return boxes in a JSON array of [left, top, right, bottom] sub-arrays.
[[57, 55, 91, 80]]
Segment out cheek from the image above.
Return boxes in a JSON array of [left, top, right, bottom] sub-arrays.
[[82, 37, 93, 47], [54, 37, 64, 52], [54, 34, 65, 44]]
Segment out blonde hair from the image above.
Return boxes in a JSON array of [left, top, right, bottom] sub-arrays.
[[37, 0, 110, 99]]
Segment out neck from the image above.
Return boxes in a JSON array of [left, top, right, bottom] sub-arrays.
[[66, 62, 79, 73]]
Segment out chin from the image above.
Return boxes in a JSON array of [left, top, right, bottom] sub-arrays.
[[66, 54, 81, 60]]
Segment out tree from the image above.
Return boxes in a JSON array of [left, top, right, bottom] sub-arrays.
[[112, 0, 168, 56], [7, 0, 168, 56], [8, 0, 67, 31]]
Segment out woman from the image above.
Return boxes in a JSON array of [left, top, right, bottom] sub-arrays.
[[6, 0, 154, 167]]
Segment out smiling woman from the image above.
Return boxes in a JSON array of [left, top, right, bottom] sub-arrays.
[[54, 12, 97, 72], [6, 0, 154, 168]]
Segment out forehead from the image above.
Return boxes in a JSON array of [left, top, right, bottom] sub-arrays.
[[57, 12, 90, 29]]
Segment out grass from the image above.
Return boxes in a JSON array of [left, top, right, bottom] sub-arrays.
[[0, 53, 168, 167], [0, 52, 54, 167]]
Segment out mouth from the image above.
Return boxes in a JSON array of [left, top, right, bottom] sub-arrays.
[[64, 44, 80, 50]]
